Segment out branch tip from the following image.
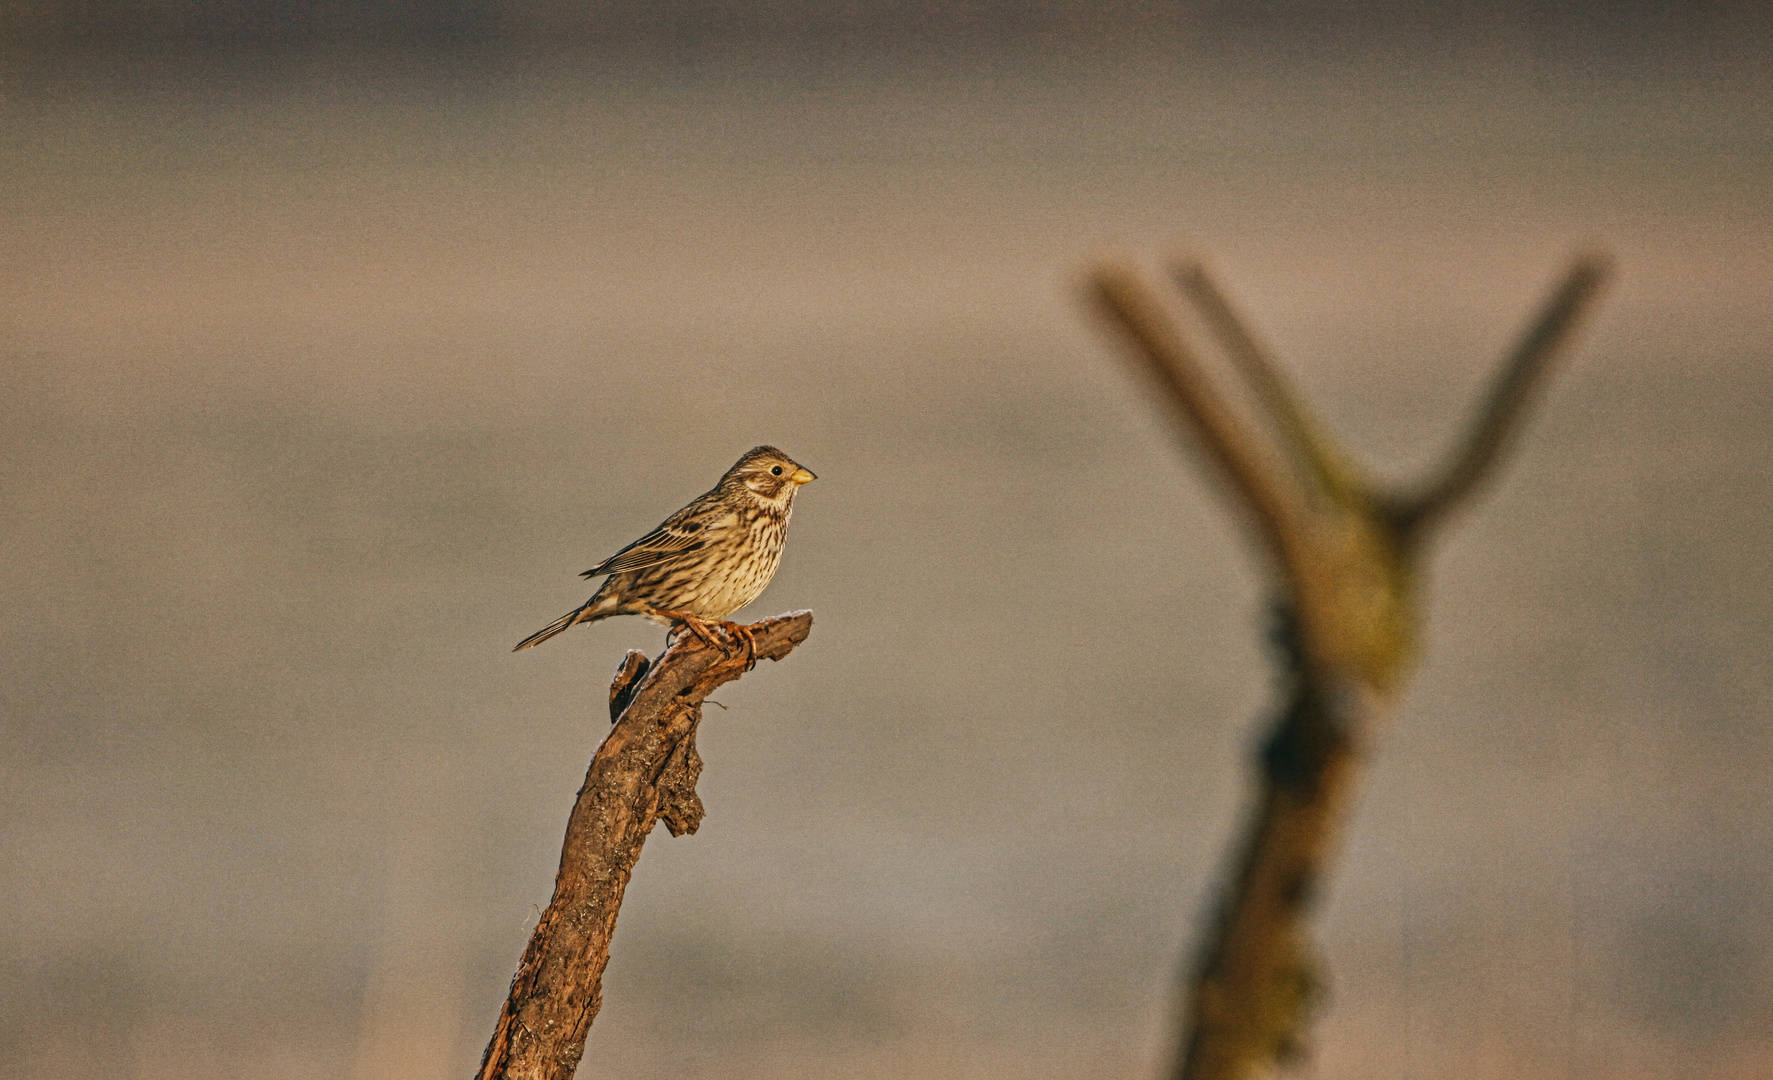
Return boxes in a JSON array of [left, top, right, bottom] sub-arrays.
[[1086, 260, 1309, 575], [1397, 250, 1615, 537], [1168, 259, 1369, 509]]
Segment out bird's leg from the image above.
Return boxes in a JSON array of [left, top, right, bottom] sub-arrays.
[[680, 616, 724, 652], [717, 620, 758, 670], [653, 609, 724, 651], [653, 608, 754, 667]]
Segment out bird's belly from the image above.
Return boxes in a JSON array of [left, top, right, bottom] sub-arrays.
[[679, 537, 783, 618]]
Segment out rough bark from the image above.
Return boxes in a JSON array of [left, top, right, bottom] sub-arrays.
[[475, 610, 814, 1080]]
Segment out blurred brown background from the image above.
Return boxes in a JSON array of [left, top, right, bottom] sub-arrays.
[[3, 4, 1770, 1078]]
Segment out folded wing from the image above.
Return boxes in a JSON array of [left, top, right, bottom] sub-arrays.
[[580, 513, 712, 579]]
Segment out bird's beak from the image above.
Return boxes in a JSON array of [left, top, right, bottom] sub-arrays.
[[790, 467, 817, 485]]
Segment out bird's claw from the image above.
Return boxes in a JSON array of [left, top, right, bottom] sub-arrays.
[[718, 620, 758, 670], [682, 616, 725, 651], [662, 611, 755, 669]]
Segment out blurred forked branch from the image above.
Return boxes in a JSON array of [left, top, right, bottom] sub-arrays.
[[1088, 252, 1612, 1080], [474, 611, 813, 1080]]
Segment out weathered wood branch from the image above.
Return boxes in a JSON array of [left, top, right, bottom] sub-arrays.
[[1086, 253, 1611, 1080], [475, 610, 814, 1080]]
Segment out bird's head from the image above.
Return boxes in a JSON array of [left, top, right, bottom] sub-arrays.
[[723, 445, 816, 507]]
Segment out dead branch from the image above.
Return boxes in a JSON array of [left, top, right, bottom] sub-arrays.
[[475, 610, 814, 1080], [1086, 253, 1611, 1080]]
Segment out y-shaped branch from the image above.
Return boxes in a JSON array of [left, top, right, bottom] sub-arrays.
[[1086, 250, 1611, 1080], [476, 611, 814, 1080]]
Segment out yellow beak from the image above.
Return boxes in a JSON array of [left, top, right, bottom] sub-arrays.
[[790, 467, 817, 485]]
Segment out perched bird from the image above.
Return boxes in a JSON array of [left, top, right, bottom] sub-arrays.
[[514, 446, 816, 656]]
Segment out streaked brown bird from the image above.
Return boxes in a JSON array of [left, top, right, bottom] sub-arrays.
[[514, 446, 817, 656]]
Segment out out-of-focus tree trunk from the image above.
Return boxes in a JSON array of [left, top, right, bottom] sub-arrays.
[[1089, 255, 1611, 1080]]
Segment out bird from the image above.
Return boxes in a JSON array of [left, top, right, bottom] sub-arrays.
[[514, 446, 816, 659]]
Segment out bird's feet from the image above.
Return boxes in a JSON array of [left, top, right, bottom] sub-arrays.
[[716, 620, 758, 670], [657, 610, 753, 668], [658, 610, 724, 651]]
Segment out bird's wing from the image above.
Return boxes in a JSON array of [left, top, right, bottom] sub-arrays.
[[580, 506, 718, 579]]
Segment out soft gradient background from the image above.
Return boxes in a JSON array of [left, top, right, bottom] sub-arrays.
[[3, 5, 1771, 1079]]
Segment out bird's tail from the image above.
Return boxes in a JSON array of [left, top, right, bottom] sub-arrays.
[[513, 604, 593, 651]]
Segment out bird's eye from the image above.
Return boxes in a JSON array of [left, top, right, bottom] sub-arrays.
[[771, 465, 783, 475]]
